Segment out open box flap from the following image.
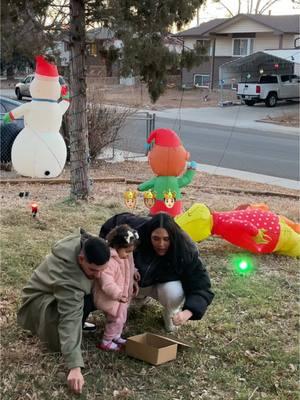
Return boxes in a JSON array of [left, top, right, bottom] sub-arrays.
[[150, 333, 191, 348]]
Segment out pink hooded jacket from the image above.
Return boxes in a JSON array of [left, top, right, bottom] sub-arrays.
[[93, 248, 137, 317]]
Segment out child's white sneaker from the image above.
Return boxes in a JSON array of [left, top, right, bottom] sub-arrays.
[[113, 336, 127, 345], [96, 340, 122, 352]]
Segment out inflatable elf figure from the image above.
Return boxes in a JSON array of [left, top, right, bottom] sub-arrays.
[[138, 128, 197, 217]]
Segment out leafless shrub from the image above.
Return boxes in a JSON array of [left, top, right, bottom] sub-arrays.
[[61, 87, 135, 162], [87, 103, 134, 160]]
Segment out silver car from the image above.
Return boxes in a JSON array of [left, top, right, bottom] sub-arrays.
[[15, 74, 67, 100]]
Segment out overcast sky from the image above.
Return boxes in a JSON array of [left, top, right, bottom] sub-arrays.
[[189, 0, 300, 27]]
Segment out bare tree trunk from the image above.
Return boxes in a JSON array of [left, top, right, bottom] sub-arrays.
[[69, 0, 90, 200]]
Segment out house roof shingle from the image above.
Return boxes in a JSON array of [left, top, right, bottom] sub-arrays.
[[176, 14, 300, 37], [175, 18, 227, 37]]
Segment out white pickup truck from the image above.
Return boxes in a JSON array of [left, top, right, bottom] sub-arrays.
[[237, 74, 300, 107]]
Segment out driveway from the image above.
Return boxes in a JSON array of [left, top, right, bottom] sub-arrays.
[[153, 101, 299, 134]]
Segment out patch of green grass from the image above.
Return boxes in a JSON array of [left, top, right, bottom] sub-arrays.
[[1, 201, 299, 400]]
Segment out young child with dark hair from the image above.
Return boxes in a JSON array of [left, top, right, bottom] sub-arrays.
[[93, 224, 140, 351]]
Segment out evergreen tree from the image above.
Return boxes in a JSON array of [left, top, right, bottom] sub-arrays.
[[108, 0, 206, 102], [2, 0, 205, 199]]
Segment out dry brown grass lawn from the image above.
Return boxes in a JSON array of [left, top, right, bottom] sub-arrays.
[[88, 83, 237, 110], [1, 161, 298, 219], [1, 161, 299, 400]]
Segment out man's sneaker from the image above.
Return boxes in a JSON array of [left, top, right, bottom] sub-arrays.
[[83, 321, 96, 332]]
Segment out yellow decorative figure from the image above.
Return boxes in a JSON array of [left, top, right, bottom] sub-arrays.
[[124, 189, 137, 210], [175, 203, 300, 257], [143, 190, 156, 209], [163, 189, 176, 209]]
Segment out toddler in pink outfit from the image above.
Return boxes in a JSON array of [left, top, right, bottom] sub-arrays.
[[93, 224, 139, 351]]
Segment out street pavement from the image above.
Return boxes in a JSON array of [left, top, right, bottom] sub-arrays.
[[1, 88, 299, 190], [116, 102, 300, 191], [100, 146, 299, 191]]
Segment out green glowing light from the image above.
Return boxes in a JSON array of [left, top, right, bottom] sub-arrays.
[[239, 261, 248, 270], [231, 255, 255, 276]]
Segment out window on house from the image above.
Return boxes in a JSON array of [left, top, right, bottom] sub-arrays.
[[196, 39, 211, 55], [194, 74, 210, 88], [87, 43, 97, 56], [232, 38, 254, 56]]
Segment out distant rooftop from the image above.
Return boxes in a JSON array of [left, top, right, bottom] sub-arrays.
[[176, 14, 300, 37]]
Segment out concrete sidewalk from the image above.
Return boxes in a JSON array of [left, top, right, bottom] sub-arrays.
[[150, 102, 299, 134], [2, 87, 298, 190], [99, 148, 299, 191]]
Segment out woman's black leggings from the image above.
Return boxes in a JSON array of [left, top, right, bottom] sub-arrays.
[[82, 294, 96, 326]]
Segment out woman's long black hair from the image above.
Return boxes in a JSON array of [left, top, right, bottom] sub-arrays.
[[137, 212, 195, 268]]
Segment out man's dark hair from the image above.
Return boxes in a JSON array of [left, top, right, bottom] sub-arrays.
[[82, 237, 110, 266]]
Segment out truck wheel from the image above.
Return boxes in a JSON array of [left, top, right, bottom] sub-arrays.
[[265, 93, 277, 107], [244, 100, 255, 106], [16, 88, 22, 100]]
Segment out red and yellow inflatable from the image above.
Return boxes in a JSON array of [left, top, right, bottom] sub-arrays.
[[175, 203, 300, 257]]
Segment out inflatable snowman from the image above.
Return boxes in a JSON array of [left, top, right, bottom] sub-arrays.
[[5, 55, 70, 178]]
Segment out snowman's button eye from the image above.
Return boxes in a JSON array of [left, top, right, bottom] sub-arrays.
[[44, 171, 50, 176]]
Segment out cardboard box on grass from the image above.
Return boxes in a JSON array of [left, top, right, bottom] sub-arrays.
[[125, 333, 191, 365]]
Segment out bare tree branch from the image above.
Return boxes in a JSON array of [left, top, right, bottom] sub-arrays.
[[259, 0, 280, 13], [217, 1, 235, 16], [250, 0, 254, 13], [208, 0, 281, 15], [255, 0, 263, 13]]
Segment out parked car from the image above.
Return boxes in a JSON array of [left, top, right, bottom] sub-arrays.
[[0, 96, 23, 163], [15, 74, 68, 100], [237, 74, 300, 107]]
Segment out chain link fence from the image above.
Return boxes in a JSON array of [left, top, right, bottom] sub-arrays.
[[98, 111, 156, 161]]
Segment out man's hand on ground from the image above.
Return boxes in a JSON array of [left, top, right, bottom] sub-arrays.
[[67, 367, 84, 394]]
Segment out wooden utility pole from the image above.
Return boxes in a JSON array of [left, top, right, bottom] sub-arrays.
[[69, 0, 90, 199]]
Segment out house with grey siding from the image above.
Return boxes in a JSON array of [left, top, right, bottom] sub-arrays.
[[175, 14, 300, 89]]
